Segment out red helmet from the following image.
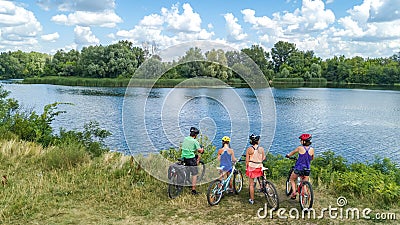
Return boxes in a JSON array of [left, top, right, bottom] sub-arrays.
[[299, 134, 312, 141]]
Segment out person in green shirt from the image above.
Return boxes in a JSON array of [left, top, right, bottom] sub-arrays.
[[181, 127, 204, 195]]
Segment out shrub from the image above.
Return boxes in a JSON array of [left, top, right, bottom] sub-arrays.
[[55, 121, 111, 157], [9, 102, 70, 146], [313, 150, 348, 172]]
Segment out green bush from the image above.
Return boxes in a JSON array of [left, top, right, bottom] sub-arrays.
[[9, 102, 69, 146], [313, 150, 348, 172], [55, 121, 111, 157]]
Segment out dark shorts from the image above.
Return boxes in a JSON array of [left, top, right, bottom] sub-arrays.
[[184, 157, 198, 176], [294, 169, 311, 177]]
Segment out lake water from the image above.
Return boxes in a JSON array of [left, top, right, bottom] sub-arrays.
[[2, 82, 400, 164]]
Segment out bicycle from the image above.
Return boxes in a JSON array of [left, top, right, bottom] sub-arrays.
[[206, 160, 244, 206], [285, 156, 314, 210], [168, 157, 206, 199], [253, 163, 279, 210]]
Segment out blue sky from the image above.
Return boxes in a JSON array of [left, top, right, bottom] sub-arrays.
[[0, 0, 399, 59]]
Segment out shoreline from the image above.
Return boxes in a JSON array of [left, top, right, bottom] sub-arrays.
[[1, 77, 399, 90]]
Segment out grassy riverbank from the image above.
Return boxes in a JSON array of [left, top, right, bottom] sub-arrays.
[[23, 76, 325, 88], [22, 76, 400, 90], [1, 138, 399, 224], [23, 76, 244, 88]]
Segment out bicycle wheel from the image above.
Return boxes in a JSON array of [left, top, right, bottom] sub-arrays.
[[168, 173, 183, 199], [233, 170, 243, 194], [263, 179, 279, 210], [207, 180, 223, 206], [285, 169, 293, 196], [299, 181, 314, 210], [197, 161, 206, 183]]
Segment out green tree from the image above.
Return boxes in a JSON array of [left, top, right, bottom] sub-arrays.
[[310, 63, 322, 78], [176, 47, 206, 78], [205, 49, 230, 80], [135, 57, 165, 79], [46, 49, 80, 77], [271, 41, 297, 73], [241, 45, 272, 80], [105, 41, 144, 78], [0, 51, 24, 79]]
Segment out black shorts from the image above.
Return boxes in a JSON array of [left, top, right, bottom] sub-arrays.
[[294, 169, 311, 177], [183, 157, 198, 176]]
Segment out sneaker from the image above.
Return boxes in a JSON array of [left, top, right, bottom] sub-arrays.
[[191, 190, 201, 195], [248, 199, 254, 204], [226, 188, 234, 193]]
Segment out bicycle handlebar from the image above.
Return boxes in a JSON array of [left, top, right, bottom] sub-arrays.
[[286, 155, 297, 160]]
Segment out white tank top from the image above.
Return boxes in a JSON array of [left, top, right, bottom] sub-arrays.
[[249, 146, 263, 168]]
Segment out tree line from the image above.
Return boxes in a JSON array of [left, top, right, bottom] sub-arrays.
[[0, 40, 399, 84]]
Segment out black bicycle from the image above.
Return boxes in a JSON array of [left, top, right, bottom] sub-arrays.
[[285, 156, 314, 210], [168, 157, 206, 199], [254, 164, 279, 210]]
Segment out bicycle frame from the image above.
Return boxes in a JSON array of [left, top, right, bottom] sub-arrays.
[[253, 165, 279, 210], [296, 174, 306, 192], [217, 164, 236, 192], [285, 157, 314, 209], [207, 160, 244, 206]]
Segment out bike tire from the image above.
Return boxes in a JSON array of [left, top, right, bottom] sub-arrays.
[[168, 173, 183, 199], [207, 180, 223, 206], [197, 161, 206, 183], [233, 170, 243, 194], [299, 181, 314, 210], [263, 179, 280, 210], [285, 169, 293, 196]]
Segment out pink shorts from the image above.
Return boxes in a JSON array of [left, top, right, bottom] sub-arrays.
[[246, 166, 263, 178]]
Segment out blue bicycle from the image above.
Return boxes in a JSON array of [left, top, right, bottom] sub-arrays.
[[206, 161, 243, 206]]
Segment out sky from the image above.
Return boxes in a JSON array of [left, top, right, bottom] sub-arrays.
[[0, 0, 399, 59]]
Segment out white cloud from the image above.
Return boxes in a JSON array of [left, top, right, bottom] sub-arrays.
[[300, 0, 335, 30], [0, 1, 42, 51], [274, 0, 335, 31], [107, 33, 115, 39], [326, 0, 334, 4], [37, 0, 116, 12], [241, 0, 335, 51], [161, 3, 202, 32], [177, 29, 214, 40], [74, 26, 99, 47], [242, 9, 276, 30], [368, 0, 400, 22], [116, 25, 177, 47], [333, 0, 400, 41], [41, 32, 60, 42], [51, 10, 122, 27], [346, 0, 371, 22], [335, 16, 365, 37], [114, 3, 213, 49], [139, 14, 164, 27], [224, 13, 248, 42]]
